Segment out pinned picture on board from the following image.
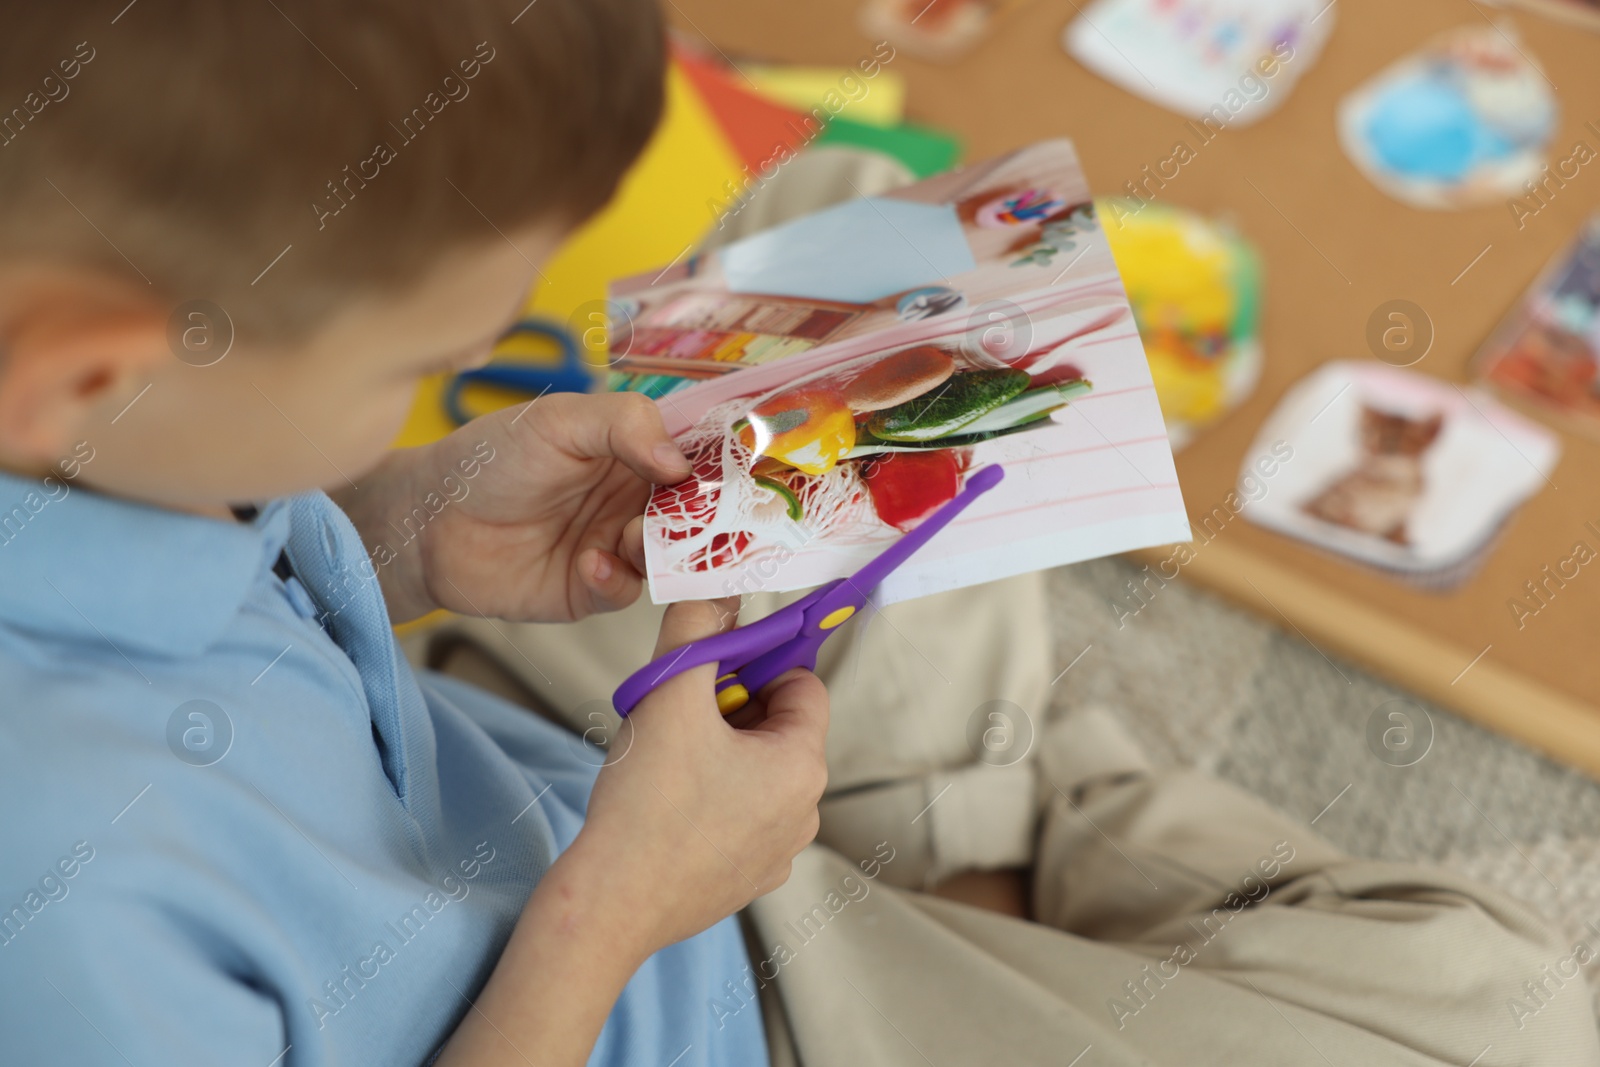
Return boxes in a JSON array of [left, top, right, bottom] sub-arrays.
[[1337, 23, 1558, 210], [1063, 0, 1334, 126], [1098, 200, 1263, 451], [1475, 214, 1600, 440], [859, 0, 1034, 62], [1241, 362, 1559, 589]]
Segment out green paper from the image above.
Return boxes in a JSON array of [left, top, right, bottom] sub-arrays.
[[815, 116, 961, 180]]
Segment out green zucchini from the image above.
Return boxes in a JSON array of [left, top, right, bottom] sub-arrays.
[[843, 416, 1048, 457], [954, 378, 1092, 437], [865, 369, 1031, 442], [843, 379, 1092, 459]]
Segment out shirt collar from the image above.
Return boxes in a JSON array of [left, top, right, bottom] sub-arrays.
[[0, 471, 288, 658]]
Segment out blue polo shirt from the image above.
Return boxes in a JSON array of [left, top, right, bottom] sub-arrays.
[[0, 472, 768, 1067]]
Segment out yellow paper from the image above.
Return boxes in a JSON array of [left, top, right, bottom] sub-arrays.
[[393, 61, 746, 448], [744, 66, 906, 128]]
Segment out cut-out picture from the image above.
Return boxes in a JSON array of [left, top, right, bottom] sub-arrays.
[[1098, 199, 1263, 450], [1474, 213, 1600, 439], [859, 0, 1029, 62], [1302, 406, 1444, 546], [1062, 0, 1334, 126], [628, 142, 1192, 605], [1242, 362, 1559, 588], [1337, 24, 1557, 210]]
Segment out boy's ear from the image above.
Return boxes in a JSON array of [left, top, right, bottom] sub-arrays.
[[0, 277, 169, 468]]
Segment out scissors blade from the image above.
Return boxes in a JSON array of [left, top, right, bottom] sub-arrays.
[[720, 468, 1004, 707], [834, 463, 1005, 603]]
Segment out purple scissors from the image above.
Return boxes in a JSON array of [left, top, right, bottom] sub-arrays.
[[613, 464, 1005, 718]]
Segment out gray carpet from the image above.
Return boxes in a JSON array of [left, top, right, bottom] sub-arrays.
[[1046, 558, 1600, 1007]]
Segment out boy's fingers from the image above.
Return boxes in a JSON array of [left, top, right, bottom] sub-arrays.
[[577, 547, 643, 615], [635, 598, 742, 721], [749, 668, 829, 758], [622, 515, 647, 574], [550, 393, 692, 485], [651, 597, 741, 660]]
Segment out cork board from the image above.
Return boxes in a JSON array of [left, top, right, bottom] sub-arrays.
[[670, 0, 1600, 776]]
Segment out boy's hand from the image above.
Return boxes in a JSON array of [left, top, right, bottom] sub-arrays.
[[435, 601, 827, 1067], [558, 598, 830, 953], [339, 392, 692, 624]]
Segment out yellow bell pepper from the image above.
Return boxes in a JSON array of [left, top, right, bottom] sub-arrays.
[[739, 388, 857, 476]]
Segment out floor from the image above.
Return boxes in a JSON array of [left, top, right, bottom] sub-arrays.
[[1046, 557, 1600, 1011]]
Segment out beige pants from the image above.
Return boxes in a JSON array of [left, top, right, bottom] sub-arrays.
[[417, 576, 1600, 1067]]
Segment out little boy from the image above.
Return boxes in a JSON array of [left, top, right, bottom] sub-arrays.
[[0, 3, 827, 1064], [4, 4, 1599, 1067]]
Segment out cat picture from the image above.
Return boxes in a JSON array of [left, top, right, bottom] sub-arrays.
[[1302, 405, 1444, 545]]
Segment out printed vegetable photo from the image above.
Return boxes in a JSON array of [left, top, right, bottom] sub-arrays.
[[658, 330, 1095, 567], [627, 141, 1193, 603]]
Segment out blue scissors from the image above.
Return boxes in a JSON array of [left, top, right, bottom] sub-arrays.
[[612, 465, 1005, 717], [443, 318, 594, 425]]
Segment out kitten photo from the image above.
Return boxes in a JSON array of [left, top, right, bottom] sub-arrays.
[[1302, 405, 1444, 545]]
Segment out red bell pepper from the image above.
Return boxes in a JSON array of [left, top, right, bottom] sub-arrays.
[[861, 450, 964, 532]]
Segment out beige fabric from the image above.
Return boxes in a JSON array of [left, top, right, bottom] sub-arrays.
[[737, 712, 1599, 1067], [747, 820, 1600, 1066]]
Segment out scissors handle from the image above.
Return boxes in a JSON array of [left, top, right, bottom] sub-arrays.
[[708, 581, 857, 713], [611, 586, 829, 717], [443, 318, 592, 426]]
